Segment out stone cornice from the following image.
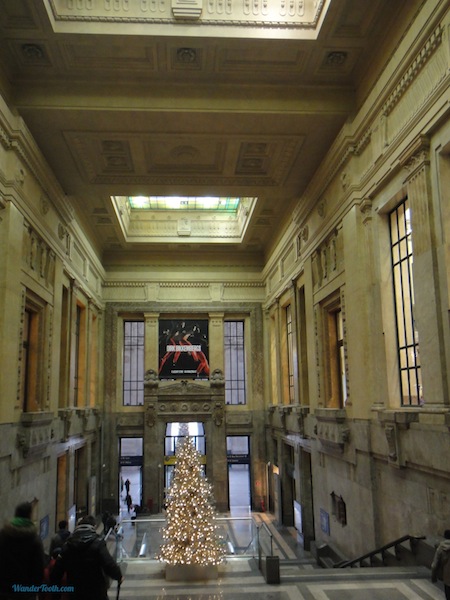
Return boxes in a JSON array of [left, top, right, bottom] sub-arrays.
[[382, 26, 443, 117], [102, 280, 265, 288], [0, 109, 75, 226]]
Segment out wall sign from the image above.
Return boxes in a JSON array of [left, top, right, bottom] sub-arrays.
[[320, 508, 330, 535]]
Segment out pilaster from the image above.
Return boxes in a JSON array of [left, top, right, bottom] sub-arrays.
[[0, 201, 24, 422], [401, 137, 449, 407], [144, 312, 160, 372]]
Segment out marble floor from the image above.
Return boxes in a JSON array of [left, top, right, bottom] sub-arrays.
[[107, 511, 446, 600], [110, 467, 446, 600], [110, 558, 444, 600]]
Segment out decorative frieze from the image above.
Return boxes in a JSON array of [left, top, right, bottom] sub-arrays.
[[49, 0, 326, 31], [23, 223, 56, 288], [144, 376, 225, 423], [311, 227, 342, 290], [58, 407, 98, 440], [382, 26, 443, 117], [382, 26, 445, 148]]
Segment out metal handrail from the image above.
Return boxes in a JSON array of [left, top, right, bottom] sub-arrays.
[[256, 521, 274, 557], [333, 534, 426, 568], [111, 514, 259, 559]]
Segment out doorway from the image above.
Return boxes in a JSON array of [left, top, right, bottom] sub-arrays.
[[119, 437, 143, 516], [227, 436, 251, 514]]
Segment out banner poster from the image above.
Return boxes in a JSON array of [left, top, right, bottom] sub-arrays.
[[159, 319, 210, 380]]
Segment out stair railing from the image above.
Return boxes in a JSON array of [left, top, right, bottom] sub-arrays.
[[333, 534, 425, 568]]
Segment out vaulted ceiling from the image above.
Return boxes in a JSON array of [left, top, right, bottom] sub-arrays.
[[0, 0, 409, 266]]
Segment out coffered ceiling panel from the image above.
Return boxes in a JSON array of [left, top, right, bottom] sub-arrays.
[[0, 0, 409, 262]]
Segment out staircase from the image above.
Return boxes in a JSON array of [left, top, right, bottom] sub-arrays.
[[315, 534, 440, 570]]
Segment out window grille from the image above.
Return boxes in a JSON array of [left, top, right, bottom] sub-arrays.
[[123, 321, 144, 406], [286, 305, 295, 403], [224, 321, 247, 405], [389, 199, 422, 406]]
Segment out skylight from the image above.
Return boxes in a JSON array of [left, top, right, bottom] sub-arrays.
[[128, 196, 240, 212]]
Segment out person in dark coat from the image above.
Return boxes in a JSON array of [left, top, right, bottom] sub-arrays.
[[49, 520, 70, 557], [0, 501, 46, 599], [51, 515, 122, 600], [432, 529, 450, 599]]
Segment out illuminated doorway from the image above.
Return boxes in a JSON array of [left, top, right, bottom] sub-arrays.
[[164, 422, 206, 492], [227, 436, 251, 514], [119, 437, 143, 516]]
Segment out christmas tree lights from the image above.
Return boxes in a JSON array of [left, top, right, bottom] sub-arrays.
[[157, 436, 225, 566]]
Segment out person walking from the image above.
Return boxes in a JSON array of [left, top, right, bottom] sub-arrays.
[[49, 520, 70, 557], [432, 529, 450, 600], [0, 501, 46, 599], [51, 515, 122, 600], [125, 494, 133, 514]]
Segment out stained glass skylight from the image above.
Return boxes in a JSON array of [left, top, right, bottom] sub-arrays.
[[128, 196, 240, 212]]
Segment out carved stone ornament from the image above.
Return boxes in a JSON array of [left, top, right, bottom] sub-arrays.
[[172, 0, 202, 20], [317, 199, 326, 218], [211, 368, 225, 386], [213, 403, 225, 427], [314, 408, 350, 454], [293, 405, 309, 436], [384, 425, 398, 462], [144, 369, 159, 388], [17, 412, 53, 458], [277, 406, 288, 430], [40, 194, 50, 216], [82, 407, 99, 432], [146, 403, 157, 427], [378, 409, 419, 468]]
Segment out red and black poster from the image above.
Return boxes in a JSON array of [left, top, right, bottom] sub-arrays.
[[158, 319, 210, 380]]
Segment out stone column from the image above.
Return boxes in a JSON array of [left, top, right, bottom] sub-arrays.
[[143, 374, 165, 513], [208, 376, 227, 512], [401, 137, 449, 407], [142, 313, 163, 512]]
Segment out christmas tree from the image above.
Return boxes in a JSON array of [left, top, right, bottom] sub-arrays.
[[157, 435, 225, 566]]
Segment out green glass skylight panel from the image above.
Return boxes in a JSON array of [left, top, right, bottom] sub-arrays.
[[128, 196, 240, 212]]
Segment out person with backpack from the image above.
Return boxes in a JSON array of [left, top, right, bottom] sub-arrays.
[[51, 515, 122, 600], [49, 521, 70, 557], [432, 529, 450, 599]]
